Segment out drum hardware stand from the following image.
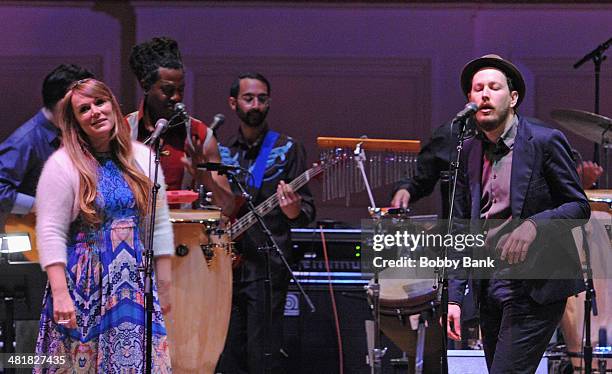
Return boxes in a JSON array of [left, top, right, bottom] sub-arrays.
[[601, 129, 611, 189], [353, 139, 388, 374], [439, 114, 471, 374], [197, 184, 214, 209], [415, 308, 434, 374], [223, 168, 315, 374], [574, 37, 611, 187], [141, 136, 166, 374], [580, 224, 599, 374]]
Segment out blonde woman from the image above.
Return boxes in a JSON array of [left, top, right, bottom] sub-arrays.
[[34, 79, 173, 373]]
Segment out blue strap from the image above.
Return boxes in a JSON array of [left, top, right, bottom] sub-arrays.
[[249, 130, 280, 188]]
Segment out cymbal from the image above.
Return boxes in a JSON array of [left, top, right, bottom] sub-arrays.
[[550, 109, 612, 144]]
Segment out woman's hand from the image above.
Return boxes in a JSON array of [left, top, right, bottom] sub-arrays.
[[52, 289, 77, 329], [155, 256, 173, 315], [157, 279, 172, 315], [46, 263, 77, 329]]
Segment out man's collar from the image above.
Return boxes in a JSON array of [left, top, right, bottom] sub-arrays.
[[38, 108, 61, 145], [234, 122, 270, 149], [498, 114, 518, 149], [136, 99, 148, 126], [41, 107, 54, 122], [476, 114, 518, 148]]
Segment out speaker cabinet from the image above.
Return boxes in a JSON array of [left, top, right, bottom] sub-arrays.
[[283, 284, 405, 373]]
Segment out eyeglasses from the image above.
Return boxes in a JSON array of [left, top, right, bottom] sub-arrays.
[[238, 94, 270, 106]]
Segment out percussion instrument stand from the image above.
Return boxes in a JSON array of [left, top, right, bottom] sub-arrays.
[[142, 139, 164, 374], [601, 128, 611, 188], [574, 37, 611, 183], [226, 170, 315, 374], [415, 309, 433, 374], [440, 115, 471, 374], [354, 141, 387, 374], [581, 224, 598, 374]]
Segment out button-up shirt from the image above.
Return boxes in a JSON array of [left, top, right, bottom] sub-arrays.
[[480, 115, 517, 221], [0, 109, 60, 220], [478, 115, 523, 301], [219, 125, 316, 281]]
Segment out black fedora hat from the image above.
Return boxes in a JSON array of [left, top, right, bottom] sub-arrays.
[[460, 54, 525, 107]]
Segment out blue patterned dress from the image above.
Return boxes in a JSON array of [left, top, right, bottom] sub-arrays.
[[35, 155, 172, 373]]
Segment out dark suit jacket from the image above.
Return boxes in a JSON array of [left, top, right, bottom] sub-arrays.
[[448, 115, 589, 305]]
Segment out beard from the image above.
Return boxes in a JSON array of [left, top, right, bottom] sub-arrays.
[[475, 104, 512, 133], [236, 106, 269, 128]]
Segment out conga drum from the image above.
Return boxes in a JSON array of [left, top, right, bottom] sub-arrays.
[[586, 189, 612, 214], [165, 209, 233, 374], [562, 210, 612, 371], [369, 268, 443, 373]]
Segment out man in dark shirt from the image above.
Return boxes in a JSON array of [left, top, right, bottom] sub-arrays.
[[0, 64, 93, 358], [446, 54, 589, 373], [216, 72, 315, 374], [390, 121, 601, 215]]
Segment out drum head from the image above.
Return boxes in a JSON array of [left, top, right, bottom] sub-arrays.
[[169, 209, 222, 223], [370, 267, 437, 311]]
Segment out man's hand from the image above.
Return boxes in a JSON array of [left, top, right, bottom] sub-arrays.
[[446, 303, 462, 341], [577, 160, 603, 190], [277, 180, 301, 219], [391, 189, 410, 209], [181, 134, 207, 177], [499, 220, 537, 264]]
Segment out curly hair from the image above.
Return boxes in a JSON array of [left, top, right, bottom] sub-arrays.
[[129, 37, 184, 91], [57, 79, 152, 225]]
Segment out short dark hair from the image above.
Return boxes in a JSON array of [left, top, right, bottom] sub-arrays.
[[230, 72, 271, 98], [129, 37, 184, 91], [42, 64, 94, 110]]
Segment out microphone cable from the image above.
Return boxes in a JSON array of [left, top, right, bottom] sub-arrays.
[[320, 226, 344, 374]]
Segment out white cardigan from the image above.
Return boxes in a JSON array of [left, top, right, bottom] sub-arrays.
[[35, 142, 174, 269]]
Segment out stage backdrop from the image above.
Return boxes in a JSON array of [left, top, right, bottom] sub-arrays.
[[1, 1, 611, 224]]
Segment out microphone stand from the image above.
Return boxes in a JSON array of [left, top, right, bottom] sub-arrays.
[[572, 148, 599, 374], [574, 37, 611, 186], [142, 138, 164, 374], [223, 168, 315, 374], [439, 117, 470, 374], [580, 224, 598, 374]]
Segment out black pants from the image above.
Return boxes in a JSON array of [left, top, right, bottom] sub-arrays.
[[216, 275, 289, 374], [479, 285, 566, 374]]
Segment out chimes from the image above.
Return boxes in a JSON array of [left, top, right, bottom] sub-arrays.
[[317, 137, 421, 206]]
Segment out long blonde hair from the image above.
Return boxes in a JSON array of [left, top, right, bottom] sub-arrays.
[[57, 78, 151, 224]]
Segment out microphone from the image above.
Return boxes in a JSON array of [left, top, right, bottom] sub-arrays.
[[197, 162, 242, 174], [172, 102, 190, 128], [147, 119, 169, 145], [209, 113, 225, 132], [174, 102, 188, 117], [452, 102, 478, 123]]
